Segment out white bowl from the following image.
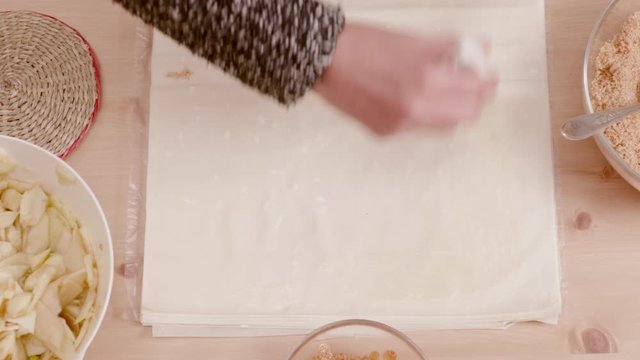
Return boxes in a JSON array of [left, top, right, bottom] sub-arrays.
[[0, 135, 113, 359]]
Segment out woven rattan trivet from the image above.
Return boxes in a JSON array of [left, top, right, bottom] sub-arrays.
[[0, 11, 100, 158]]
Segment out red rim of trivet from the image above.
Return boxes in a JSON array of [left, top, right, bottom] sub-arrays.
[[39, 12, 102, 159], [1, 11, 102, 159]]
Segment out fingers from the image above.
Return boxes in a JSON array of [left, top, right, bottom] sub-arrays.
[[480, 73, 499, 100], [409, 65, 498, 127], [421, 36, 459, 63]]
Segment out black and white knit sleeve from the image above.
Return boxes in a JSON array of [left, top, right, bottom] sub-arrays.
[[114, 0, 345, 105]]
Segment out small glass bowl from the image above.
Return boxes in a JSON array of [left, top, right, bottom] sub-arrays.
[[287, 319, 427, 360], [583, 0, 640, 191]]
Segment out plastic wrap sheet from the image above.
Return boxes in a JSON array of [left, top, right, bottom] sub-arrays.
[[119, 22, 152, 322]]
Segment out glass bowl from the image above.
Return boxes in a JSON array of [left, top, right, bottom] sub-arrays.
[[287, 319, 427, 360], [583, 0, 640, 190]]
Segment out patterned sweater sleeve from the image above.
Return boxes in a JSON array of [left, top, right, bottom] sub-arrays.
[[114, 0, 345, 105]]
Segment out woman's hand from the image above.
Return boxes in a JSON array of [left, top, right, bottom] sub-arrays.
[[314, 23, 498, 135]]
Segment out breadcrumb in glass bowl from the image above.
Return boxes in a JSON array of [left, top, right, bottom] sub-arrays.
[[583, 0, 640, 191], [287, 319, 426, 360]]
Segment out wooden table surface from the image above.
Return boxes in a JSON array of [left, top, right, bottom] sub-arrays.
[[4, 0, 640, 358]]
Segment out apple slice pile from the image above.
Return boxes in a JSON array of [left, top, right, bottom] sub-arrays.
[[0, 152, 98, 360]]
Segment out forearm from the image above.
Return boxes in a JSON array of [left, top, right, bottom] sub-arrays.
[[114, 0, 345, 105]]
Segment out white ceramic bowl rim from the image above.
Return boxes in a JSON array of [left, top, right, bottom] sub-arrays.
[[287, 319, 428, 360]]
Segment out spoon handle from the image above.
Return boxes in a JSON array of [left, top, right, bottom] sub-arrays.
[[561, 103, 640, 141]]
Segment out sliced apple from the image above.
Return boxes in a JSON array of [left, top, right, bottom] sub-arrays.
[[11, 337, 27, 360], [20, 187, 47, 227], [0, 264, 29, 279], [75, 288, 95, 324], [0, 210, 17, 228], [0, 330, 16, 360], [58, 270, 86, 307], [9, 179, 36, 194], [62, 230, 85, 273], [48, 207, 70, 251], [55, 166, 77, 186], [25, 266, 56, 312], [43, 254, 65, 279], [73, 318, 90, 348], [24, 212, 49, 255], [40, 280, 62, 315], [0, 149, 16, 175], [0, 252, 28, 267], [23, 335, 47, 356], [34, 302, 75, 360], [1, 278, 24, 301], [24, 266, 52, 290], [29, 249, 50, 271], [7, 310, 36, 334], [0, 240, 16, 260], [7, 292, 32, 318], [1, 188, 22, 212], [62, 304, 80, 320], [7, 225, 21, 248], [84, 255, 96, 290]]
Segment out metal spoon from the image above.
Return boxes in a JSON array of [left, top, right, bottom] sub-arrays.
[[561, 103, 640, 141]]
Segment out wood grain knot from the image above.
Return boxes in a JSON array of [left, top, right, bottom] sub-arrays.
[[600, 164, 619, 180], [574, 212, 592, 231], [580, 328, 616, 353], [117, 262, 138, 279]]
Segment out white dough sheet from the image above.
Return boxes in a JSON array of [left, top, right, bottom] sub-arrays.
[[140, 0, 561, 336]]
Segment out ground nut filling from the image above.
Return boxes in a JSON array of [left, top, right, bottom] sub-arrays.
[[592, 12, 640, 173]]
